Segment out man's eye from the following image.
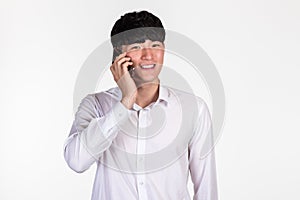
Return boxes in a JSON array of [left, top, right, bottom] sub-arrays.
[[130, 46, 141, 50], [152, 43, 162, 48]]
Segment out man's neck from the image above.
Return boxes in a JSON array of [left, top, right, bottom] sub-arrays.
[[135, 82, 159, 108]]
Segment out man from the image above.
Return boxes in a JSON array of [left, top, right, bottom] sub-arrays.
[[64, 10, 218, 200]]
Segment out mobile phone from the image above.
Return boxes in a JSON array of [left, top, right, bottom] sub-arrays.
[[127, 65, 133, 71], [112, 50, 133, 71], [127, 57, 133, 71]]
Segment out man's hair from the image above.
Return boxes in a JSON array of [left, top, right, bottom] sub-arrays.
[[110, 10, 165, 61]]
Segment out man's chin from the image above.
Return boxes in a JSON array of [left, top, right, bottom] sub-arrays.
[[133, 77, 160, 87]]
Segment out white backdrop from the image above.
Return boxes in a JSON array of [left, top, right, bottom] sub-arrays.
[[1, 0, 299, 199]]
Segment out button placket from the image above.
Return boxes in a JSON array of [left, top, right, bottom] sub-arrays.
[[136, 109, 148, 200]]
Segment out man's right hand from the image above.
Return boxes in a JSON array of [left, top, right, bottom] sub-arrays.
[[110, 52, 137, 109]]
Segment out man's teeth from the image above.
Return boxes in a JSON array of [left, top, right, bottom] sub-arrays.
[[141, 64, 155, 69]]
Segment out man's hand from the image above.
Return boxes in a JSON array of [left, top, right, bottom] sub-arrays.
[[110, 52, 137, 109]]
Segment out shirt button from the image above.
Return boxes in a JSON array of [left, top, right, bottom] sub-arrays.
[[139, 181, 144, 185], [139, 157, 144, 162]]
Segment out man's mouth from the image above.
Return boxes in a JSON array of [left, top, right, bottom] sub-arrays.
[[140, 64, 155, 69]]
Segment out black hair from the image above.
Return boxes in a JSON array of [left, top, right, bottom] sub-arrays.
[[110, 10, 165, 61]]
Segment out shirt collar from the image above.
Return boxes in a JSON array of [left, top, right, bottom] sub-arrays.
[[132, 84, 170, 111], [157, 84, 170, 106], [115, 83, 172, 110]]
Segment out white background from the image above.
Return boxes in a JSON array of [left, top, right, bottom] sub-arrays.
[[1, 0, 299, 199]]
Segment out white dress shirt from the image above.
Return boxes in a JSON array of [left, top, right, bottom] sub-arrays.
[[64, 85, 218, 200]]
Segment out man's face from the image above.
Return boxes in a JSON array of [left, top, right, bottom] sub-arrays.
[[121, 39, 165, 85]]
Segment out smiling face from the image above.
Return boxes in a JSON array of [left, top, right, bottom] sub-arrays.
[[121, 39, 165, 85]]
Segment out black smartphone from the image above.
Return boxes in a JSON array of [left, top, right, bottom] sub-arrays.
[[127, 57, 133, 71], [127, 65, 133, 71]]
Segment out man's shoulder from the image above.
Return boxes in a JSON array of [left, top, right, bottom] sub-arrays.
[[88, 87, 121, 100], [81, 87, 121, 107]]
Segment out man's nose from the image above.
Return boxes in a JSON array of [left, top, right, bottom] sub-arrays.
[[141, 48, 153, 60]]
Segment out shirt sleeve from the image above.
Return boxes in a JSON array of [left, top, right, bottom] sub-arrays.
[[188, 100, 218, 200], [63, 94, 130, 173]]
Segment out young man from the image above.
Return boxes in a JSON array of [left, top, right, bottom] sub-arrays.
[[64, 10, 218, 200]]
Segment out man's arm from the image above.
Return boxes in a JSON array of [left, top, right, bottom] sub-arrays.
[[64, 50, 136, 173], [188, 100, 218, 200], [63, 94, 129, 173]]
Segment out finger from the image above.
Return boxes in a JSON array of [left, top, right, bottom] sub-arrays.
[[110, 65, 118, 81], [116, 57, 131, 67], [116, 57, 131, 77], [114, 52, 127, 63], [112, 51, 126, 68], [121, 61, 133, 73]]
